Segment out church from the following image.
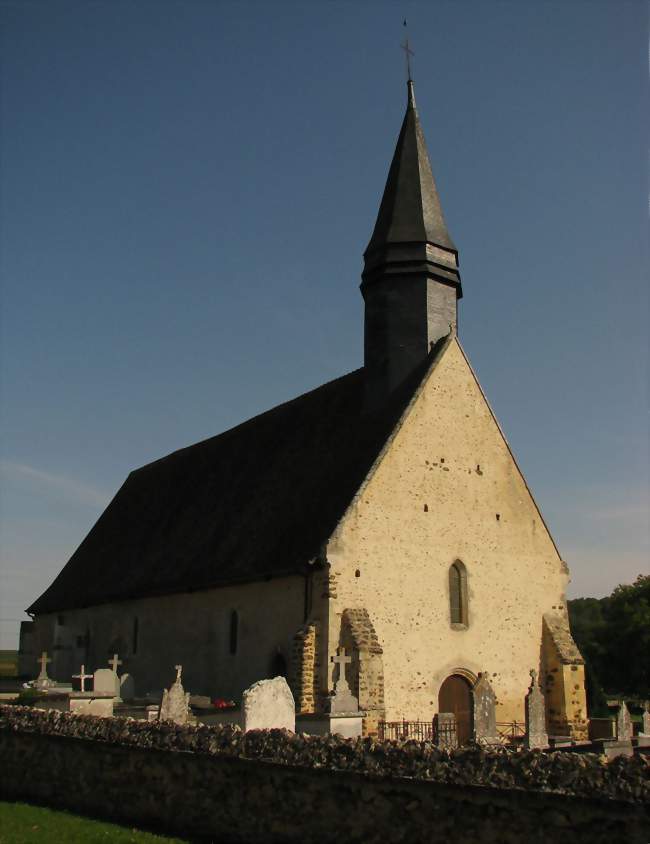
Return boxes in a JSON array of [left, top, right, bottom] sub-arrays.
[[26, 79, 588, 742]]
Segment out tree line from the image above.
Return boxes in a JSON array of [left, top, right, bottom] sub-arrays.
[[567, 574, 649, 716]]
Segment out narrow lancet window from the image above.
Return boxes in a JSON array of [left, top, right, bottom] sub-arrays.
[[229, 610, 239, 655], [449, 561, 468, 627]]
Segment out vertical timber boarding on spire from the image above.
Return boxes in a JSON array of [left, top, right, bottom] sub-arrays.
[[361, 79, 463, 406]]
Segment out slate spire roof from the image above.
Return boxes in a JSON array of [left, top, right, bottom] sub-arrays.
[[364, 80, 458, 279]]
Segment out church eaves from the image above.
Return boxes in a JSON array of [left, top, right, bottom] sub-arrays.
[[364, 80, 458, 276]]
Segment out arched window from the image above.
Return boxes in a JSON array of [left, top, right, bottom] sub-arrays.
[[449, 561, 468, 627], [229, 610, 239, 655]]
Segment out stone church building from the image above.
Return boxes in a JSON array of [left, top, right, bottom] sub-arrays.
[[27, 81, 587, 741]]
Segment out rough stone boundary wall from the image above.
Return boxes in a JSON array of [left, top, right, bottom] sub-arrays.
[[1, 706, 649, 844]]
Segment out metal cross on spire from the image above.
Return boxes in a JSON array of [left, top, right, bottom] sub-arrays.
[[401, 19, 415, 81]]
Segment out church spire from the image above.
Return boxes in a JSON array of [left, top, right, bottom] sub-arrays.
[[363, 79, 460, 282], [362, 80, 462, 405]]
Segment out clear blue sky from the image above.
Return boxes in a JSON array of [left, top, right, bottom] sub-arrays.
[[1, 0, 648, 648]]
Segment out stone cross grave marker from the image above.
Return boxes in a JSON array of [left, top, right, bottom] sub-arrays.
[[159, 664, 191, 725], [242, 676, 295, 732], [35, 651, 53, 689], [524, 669, 548, 749], [72, 664, 93, 693], [472, 671, 499, 744], [329, 646, 359, 714], [108, 653, 123, 674], [616, 701, 632, 742]]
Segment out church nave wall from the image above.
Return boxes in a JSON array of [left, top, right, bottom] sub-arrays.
[[30, 575, 307, 701]]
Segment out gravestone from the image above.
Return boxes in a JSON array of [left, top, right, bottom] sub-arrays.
[[616, 701, 632, 742], [472, 671, 499, 744], [34, 652, 54, 689], [434, 712, 458, 749], [637, 701, 650, 747], [93, 668, 120, 698], [524, 669, 549, 749], [328, 647, 359, 714], [159, 665, 191, 725], [242, 676, 295, 732], [108, 653, 123, 674], [72, 665, 93, 693], [119, 673, 136, 701]]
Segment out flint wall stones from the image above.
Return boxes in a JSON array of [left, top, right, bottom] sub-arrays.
[[1, 706, 648, 844]]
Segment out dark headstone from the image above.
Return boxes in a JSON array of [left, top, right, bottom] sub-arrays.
[[524, 669, 548, 749], [472, 672, 499, 744]]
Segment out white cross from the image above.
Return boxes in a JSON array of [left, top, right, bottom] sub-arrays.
[[108, 653, 122, 674], [73, 664, 93, 693], [37, 651, 51, 676], [330, 647, 352, 685], [174, 664, 182, 684]]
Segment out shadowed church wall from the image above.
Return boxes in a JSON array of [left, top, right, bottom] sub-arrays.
[[30, 575, 307, 700]]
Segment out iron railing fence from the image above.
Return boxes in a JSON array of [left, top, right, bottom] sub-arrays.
[[496, 721, 525, 744], [378, 719, 526, 746], [377, 720, 434, 742]]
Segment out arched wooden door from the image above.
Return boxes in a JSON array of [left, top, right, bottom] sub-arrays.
[[438, 674, 473, 745]]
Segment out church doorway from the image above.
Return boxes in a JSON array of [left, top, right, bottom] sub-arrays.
[[438, 674, 473, 745]]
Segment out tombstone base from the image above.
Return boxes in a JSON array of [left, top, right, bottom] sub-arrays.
[[634, 734, 650, 747], [296, 712, 364, 739], [525, 734, 549, 750], [592, 739, 634, 759], [69, 696, 114, 718], [473, 735, 500, 746], [326, 689, 360, 716]]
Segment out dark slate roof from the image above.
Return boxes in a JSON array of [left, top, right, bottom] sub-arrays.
[[28, 342, 448, 615], [365, 80, 456, 257]]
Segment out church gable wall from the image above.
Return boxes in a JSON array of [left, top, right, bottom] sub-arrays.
[[30, 575, 307, 701], [326, 338, 578, 727]]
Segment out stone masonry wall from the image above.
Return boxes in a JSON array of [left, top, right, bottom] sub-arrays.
[[340, 608, 385, 737], [543, 614, 588, 740], [1, 706, 648, 844], [290, 622, 317, 714]]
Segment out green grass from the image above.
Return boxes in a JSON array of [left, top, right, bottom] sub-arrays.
[[0, 802, 188, 843]]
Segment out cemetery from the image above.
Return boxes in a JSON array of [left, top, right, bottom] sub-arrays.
[[1, 648, 649, 842], [2, 6, 646, 842]]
